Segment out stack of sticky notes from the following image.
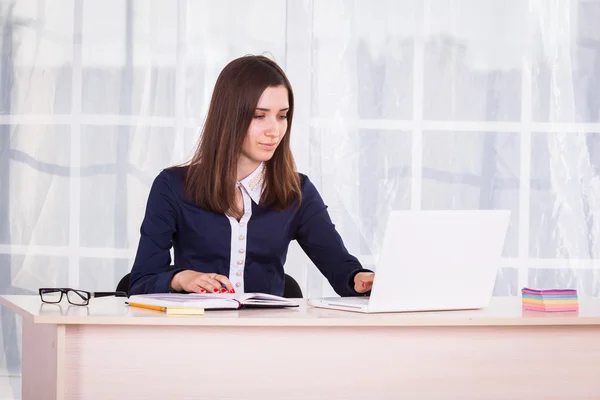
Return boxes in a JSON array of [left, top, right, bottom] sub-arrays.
[[521, 288, 579, 312]]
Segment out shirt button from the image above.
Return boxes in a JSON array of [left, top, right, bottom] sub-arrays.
[[236, 271, 242, 276], [239, 222, 245, 227], [239, 235, 245, 240], [237, 260, 243, 265], [235, 282, 241, 288], [239, 249, 245, 254]]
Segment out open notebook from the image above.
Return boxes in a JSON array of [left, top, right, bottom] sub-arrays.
[[128, 292, 299, 311]]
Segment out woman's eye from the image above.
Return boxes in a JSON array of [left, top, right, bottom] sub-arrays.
[[279, 115, 288, 120], [253, 115, 265, 119]]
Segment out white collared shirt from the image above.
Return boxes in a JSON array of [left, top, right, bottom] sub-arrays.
[[225, 163, 265, 293]]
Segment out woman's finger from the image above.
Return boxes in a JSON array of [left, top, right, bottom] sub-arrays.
[[355, 272, 375, 293], [189, 276, 218, 293], [212, 275, 235, 293], [188, 284, 207, 294], [206, 277, 227, 293], [199, 275, 227, 293]]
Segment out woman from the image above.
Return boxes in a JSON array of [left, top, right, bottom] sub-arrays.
[[129, 55, 375, 297]]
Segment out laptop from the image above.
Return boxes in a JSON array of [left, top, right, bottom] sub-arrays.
[[308, 210, 511, 313]]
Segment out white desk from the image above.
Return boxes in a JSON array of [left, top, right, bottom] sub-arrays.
[[2, 295, 600, 399]]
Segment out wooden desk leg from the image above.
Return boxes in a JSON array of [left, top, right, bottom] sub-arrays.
[[22, 320, 65, 400]]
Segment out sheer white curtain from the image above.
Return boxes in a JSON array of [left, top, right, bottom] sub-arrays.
[[2, 0, 600, 397]]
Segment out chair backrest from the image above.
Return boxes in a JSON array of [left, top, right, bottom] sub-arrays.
[[116, 272, 131, 295], [283, 273, 303, 298], [117, 272, 303, 298]]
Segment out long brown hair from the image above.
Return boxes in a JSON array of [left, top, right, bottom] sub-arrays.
[[184, 55, 302, 216]]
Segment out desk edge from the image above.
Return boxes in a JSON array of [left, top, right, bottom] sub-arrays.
[[0, 296, 35, 323]]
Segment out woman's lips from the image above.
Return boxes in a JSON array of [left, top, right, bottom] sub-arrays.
[[259, 143, 277, 150]]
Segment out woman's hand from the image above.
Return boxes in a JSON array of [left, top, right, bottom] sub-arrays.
[[354, 272, 375, 294], [170, 270, 235, 294]]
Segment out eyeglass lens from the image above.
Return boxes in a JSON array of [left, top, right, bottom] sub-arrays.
[[67, 290, 89, 305], [40, 289, 63, 303]]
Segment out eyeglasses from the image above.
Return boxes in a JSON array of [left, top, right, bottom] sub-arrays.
[[39, 288, 127, 306]]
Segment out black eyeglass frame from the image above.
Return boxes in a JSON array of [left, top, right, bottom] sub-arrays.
[[39, 288, 127, 306]]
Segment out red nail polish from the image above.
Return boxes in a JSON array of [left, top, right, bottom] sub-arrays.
[[213, 288, 219, 293], [361, 282, 365, 288], [200, 289, 206, 293], [220, 288, 227, 293], [230, 289, 235, 293]]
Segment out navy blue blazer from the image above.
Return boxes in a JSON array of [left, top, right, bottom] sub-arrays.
[[129, 166, 370, 297]]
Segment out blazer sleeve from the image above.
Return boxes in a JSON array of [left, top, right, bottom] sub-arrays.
[[129, 170, 184, 295], [294, 175, 372, 297]]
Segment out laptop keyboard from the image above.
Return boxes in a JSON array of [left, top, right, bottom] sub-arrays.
[[330, 297, 369, 304]]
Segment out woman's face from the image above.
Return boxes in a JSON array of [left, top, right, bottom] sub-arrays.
[[239, 85, 289, 169]]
